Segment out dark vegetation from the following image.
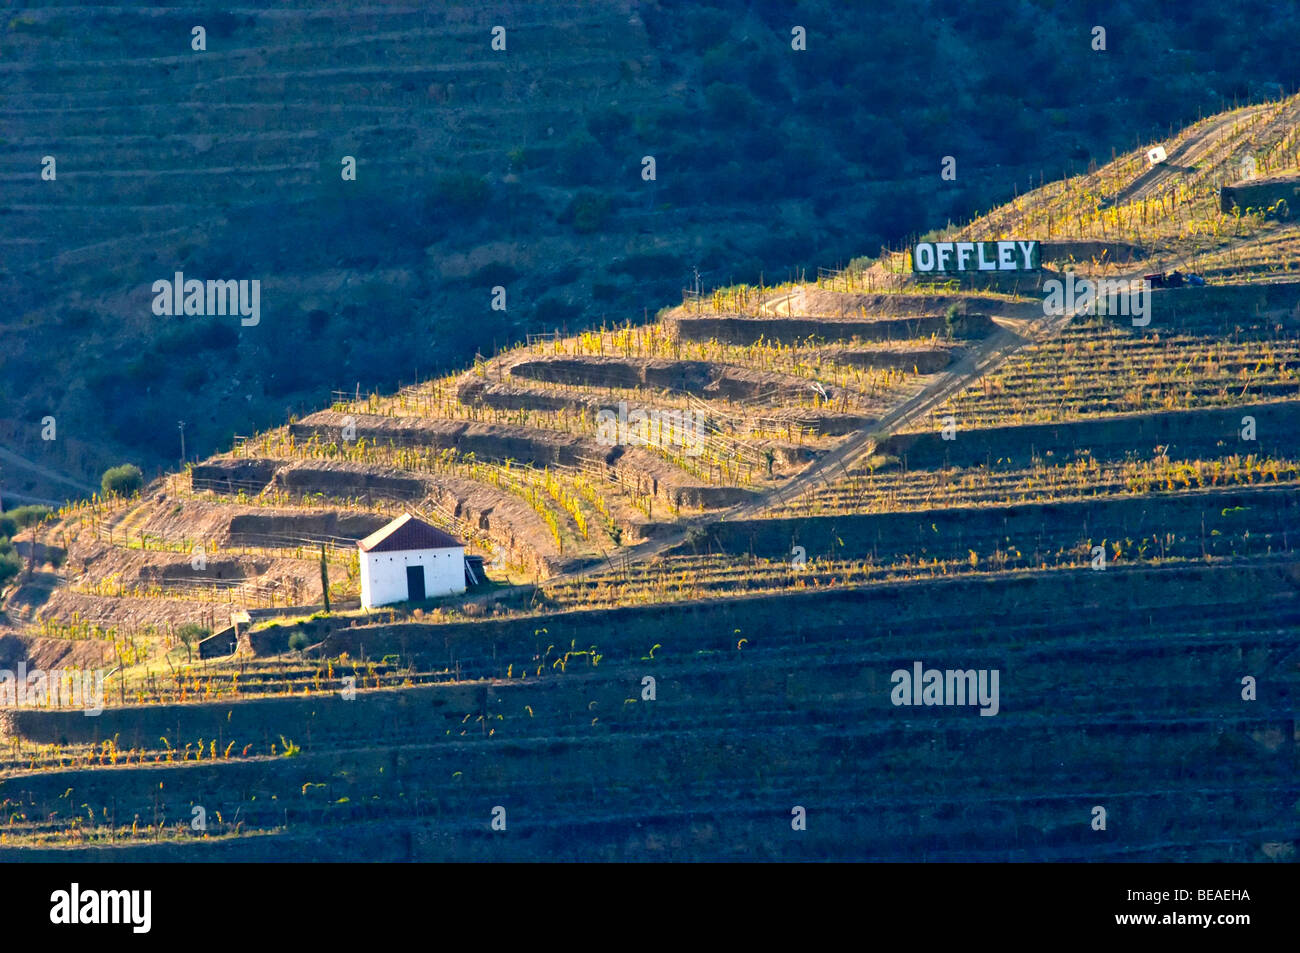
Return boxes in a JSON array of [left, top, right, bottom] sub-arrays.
[[1, 0, 1297, 497], [100, 464, 144, 498], [0, 505, 52, 587]]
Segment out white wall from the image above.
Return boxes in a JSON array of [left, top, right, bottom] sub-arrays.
[[360, 546, 465, 608]]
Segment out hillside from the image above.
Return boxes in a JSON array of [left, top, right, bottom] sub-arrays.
[[1, 94, 1298, 861], [4, 0, 1300, 503]]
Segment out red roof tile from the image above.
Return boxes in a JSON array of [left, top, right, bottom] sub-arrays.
[[357, 513, 464, 553]]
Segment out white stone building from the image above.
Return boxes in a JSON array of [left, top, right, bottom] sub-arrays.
[[358, 513, 466, 609]]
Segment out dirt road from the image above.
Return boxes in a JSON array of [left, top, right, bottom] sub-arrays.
[[543, 292, 1071, 582], [1104, 104, 1268, 208]]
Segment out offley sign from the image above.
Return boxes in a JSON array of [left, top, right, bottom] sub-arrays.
[[912, 240, 1040, 273]]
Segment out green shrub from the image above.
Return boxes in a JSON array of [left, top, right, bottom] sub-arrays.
[[431, 172, 488, 214], [175, 621, 208, 657], [176, 622, 210, 642], [180, 365, 208, 390], [554, 135, 606, 186], [548, 262, 581, 286], [154, 320, 238, 354], [126, 357, 164, 383], [0, 551, 20, 587], [472, 262, 520, 286], [506, 145, 549, 171], [61, 307, 96, 330], [585, 105, 631, 142], [5, 505, 50, 530], [202, 10, 244, 39], [607, 252, 679, 281], [944, 305, 975, 339], [101, 464, 144, 498], [534, 296, 579, 325], [175, 622, 208, 660], [591, 280, 621, 301], [563, 191, 611, 234], [288, 632, 310, 652], [704, 82, 758, 126]]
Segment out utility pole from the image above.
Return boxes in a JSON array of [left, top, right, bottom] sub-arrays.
[[178, 420, 187, 464]]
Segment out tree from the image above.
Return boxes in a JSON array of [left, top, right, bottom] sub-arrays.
[[0, 540, 20, 588], [704, 82, 758, 127], [175, 622, 209, 663], [6, 505, 51, 530], [429, 171, 488, 217], [944, 303, 967, 339], [101, 464, 143, 498], [319, 544, 331, 613], [563, 191, 611, 234], [554, 134, 606, 186]]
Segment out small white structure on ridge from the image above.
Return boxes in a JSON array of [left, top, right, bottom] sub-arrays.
[[358, 513, 466, 608]]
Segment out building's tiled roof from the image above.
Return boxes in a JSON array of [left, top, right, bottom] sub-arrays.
[[357, 513, 464, 553]]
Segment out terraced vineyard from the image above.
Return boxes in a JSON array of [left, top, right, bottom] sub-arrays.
[[953, 96, 1300, 255], [909, 293, 1300, 430], [2, 564, 1296, 860], [3, 96, 1300, 861], [13, 277, 1014, 646], [776, 291, 1300, 519], [0, 0, 745, 502]]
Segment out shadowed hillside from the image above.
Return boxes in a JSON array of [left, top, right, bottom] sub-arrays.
[[1, 87, 1298, 860], [3, 0, 1299, 500]]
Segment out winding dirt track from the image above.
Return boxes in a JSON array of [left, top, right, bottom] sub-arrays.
[[1104, 105, 1268, 208], [569, 97, 1300, 581], [545, 292, 1066, 582], [550, 220, 1282, 583], [12, 93, 1285, 594]]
